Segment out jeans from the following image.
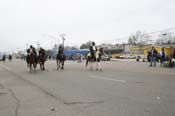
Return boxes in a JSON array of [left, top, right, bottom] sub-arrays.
[[150, 57, 156, 66]]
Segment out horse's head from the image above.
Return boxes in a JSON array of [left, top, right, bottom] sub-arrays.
[[96, 47, 103, 54]]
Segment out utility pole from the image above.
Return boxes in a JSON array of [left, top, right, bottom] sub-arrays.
[[26, 43, 28, 51], [36, 41, 40, 54], [59, 34, 66, 50]]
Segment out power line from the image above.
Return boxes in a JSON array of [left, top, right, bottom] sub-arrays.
[[147, 27, 175, 35]]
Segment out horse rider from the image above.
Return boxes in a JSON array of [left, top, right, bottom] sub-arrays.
[[58, 44, 64, 55], [27, 45, 37, 55], [27, 45, 37, 63], [39, 47, 45, 57], [89, 41, 97, 60], [2, 54, 6, 63]]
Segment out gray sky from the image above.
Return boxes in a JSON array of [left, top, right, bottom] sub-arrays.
[[0, 0, 175, 52]]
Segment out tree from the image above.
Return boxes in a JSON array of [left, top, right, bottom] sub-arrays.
[[128, 34, 137, 45], [80, 41, 92, 49], [128, 31, 150, 45]]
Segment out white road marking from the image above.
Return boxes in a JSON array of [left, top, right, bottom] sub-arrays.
[[89, 75, 126, 83]]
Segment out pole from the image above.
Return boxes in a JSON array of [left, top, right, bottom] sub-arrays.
[[59, 34, 66, 50]]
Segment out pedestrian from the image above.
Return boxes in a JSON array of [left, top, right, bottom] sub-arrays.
[[2, 54, 6, 63], [160, 48, 166, 67], [8, 54, 12, 62], [149, 47, 158, 67], [147, 51, 151, 62]]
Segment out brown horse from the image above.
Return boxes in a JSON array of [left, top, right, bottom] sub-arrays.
[[38, 49, 46, 71], [27, 53, 37, 72]]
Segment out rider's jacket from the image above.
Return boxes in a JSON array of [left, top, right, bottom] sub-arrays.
[[58, 46, 63, 54], [27, 48, 37, 55], [39, 49, 45, 56], [90, 45, 96, 55]]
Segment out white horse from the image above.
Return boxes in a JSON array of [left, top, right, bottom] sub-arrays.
[[86, 47, 104, 71]]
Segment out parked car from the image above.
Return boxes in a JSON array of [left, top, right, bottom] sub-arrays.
[[119, 54, 135, 59], [101, 55, 111, 61]]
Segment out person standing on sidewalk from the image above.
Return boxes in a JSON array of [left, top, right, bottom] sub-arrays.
[[2, 54, 6, 63], [160, 48, 166, 67], [149, 47, 158, 67]]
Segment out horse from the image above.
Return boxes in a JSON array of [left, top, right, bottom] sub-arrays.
[[38, 50, 46, 71], [56, 53, 66, 70], [86, 47, 104, 71], [27, 53, 38, 72]]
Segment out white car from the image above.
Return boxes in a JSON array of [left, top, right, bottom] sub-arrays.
[[101, 55, 111, 61]]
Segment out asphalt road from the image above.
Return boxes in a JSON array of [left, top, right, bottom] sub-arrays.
[[0, 60, 175, 116]]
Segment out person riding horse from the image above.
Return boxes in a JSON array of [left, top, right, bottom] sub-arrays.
[[58, 44, 64, 55], [27, 45, 37, 63], [26, 45, 38, 71], [89, 42, 97, 61], [86, 42, 104, 71], [56, 44, 66, 69], [39, 47, 45, 58], [38, 47, 46, 70]]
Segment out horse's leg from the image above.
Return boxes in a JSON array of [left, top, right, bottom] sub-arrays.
[[33, 64, 35, 72], [57, 59, 60, 70], [61, 61, 64, 69], [34, 63, 37, 72], [60, 61, 63, 69], [56, 60, 58, 69], [58, 60, 60, 69], [29, 63, 33, 71], [90, 61, 93, 70], [43, 62, 45, 70], [41, 63, 43, 71], [96, 61, 98, 70], [27, 63, 29, 68], [98, 62, 102, 71], [29, 63, 31, 72], [40, 62, 42, 70], [86, 58, 88, 67]]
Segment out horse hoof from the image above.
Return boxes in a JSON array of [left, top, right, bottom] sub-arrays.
[[99, 69, 102, 71], [96, 68, 98, 70], [61, 67, 64, 69]]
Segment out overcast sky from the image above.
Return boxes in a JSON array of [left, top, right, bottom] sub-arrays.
[[0, 0, 175, 52]]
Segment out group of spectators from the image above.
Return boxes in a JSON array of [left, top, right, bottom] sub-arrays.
[[1, 54, 12, 62], [147, 47, 175, 68]]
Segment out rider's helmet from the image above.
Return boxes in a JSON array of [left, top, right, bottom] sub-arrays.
[[59, 44, 63, 47], [92, 42, 95, 46], [30, 45, 33, 48]]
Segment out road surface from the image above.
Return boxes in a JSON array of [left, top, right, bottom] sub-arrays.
[[0, 60, 175, 116]]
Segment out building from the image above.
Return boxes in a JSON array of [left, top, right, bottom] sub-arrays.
[[98, 44, 133, 58]]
